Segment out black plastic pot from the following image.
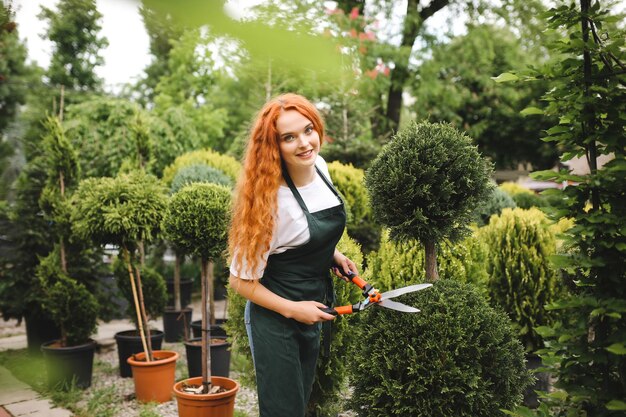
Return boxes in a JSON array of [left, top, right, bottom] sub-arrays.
[[162, 307, 193, 343], [41, 339, 96, 389], [25, 313, 61, 355], [190, 319, 227, 339], [114, 329, 164, 378], [184, 336, 231, 378], [165, 278, 193, 308]]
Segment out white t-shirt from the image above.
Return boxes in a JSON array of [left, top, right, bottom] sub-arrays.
[[230, 156, 341, 280]]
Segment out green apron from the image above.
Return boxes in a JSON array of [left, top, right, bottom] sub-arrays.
[[249, 165, 345, 417]]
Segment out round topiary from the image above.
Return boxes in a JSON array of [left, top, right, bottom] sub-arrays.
[[161, 149, 241, 186], [348, 279, 532, 417], [365, 121, 492, 279], [170, 163, 232, 194]]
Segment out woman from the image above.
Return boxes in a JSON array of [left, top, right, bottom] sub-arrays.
[[229, 93, 358, 417]]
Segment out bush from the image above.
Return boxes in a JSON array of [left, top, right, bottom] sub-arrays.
[[161, 149, 241, 186], [365, 229, 489, 292], [472, 186, 516, 226], [479, 207, 562, 352], [170, 163, 233, 193], [327, 161, 381, 253], [113, 259, 167, 324], [498, 182, 545, 209], [348, 279, 532, 417]]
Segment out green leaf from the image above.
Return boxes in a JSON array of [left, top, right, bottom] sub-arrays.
[[520, 107, 544, 116], [492, 72, 519, 83], [546, 125, 570, 135], [606, 400, 626, 411], [606, 343, 626, 355]]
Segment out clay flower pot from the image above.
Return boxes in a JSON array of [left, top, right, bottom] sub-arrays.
[[174, 376, 239, 417], [127, 350, 179, 403]]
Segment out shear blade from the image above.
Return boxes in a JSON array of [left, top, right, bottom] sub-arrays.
[[378, 299, 420, 313], [380, 283, 432, 301]]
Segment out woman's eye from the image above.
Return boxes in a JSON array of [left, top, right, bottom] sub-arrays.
[[283, 135, 295, 142], [305, 126, 313, 134]]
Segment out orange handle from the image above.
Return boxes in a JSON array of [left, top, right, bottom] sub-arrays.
[[319, 305, 354, 316], [351, 276, 368, 290]]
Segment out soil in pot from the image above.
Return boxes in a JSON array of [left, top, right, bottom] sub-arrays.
[[174, 376, 239, 417], [163, 307, 192, 342], [190, 319, 227, 339], [114, 329, 164, 378], [184, 336, 231, 378], [41, 339, 96, 390], [127, 350, 179, 403]]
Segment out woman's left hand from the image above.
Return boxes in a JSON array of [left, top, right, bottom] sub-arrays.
[[332, 249, 358, 282]]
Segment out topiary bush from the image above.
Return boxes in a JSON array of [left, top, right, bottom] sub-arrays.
[[478, 207, 563, 353], [327, 161, 381, 254], [170, 163, 233, 193], [365, 121, 493, 280], [348, 279, 532, 417], [161, 149, 241, 186], [472, 186, 516, 226]]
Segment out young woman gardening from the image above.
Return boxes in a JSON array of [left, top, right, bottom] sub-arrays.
[[228, 93, 358, 417]]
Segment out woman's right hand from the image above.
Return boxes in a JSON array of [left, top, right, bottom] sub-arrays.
[[285, 300, 335, 325]]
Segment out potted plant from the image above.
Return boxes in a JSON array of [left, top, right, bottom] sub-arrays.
[[72, 169, 179, 402], [164, 183, 239, 415], [35, 116, 99, 389]]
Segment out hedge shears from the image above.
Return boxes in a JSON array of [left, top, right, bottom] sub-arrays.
[[321, 270, 432, 316]]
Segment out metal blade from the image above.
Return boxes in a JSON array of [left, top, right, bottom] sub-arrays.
[[377, 299, 420, 313], [380, 283, 432, 301]]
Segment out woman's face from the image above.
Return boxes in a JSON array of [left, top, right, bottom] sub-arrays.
[[276, 110, 320, 172]]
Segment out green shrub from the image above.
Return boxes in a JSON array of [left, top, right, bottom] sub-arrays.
[[365, 229, 489, 292], [161, 149, 241, 186], [113, 259, 167, 324], [365, 121, 492, 279], [472, 186, 516, 226], [498, 182, 545, 209], [327, 161, 381, 254], [170, 163, 233, 193], [348, 279, 532, 417], [38, 251, 98, 346], [479, 207, 562, 352]]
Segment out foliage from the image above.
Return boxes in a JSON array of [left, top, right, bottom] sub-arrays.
[[308, 232, 364, 416], [410, 24, 557, 170], [479, 207, 563, 352], [365, 229, 489, 292], [37, 250, 98, 346], [499, 1, 626, 415], [71, 170, 167, 251], [499, 182, 545, 209], [348, 279, 532, 417], [38, 0, 108, 90], [112, 258, 167, 324], [162, 148, 241, 186], [163, 183, 231, 261], [326, 161, 380, 253], [170, 163, 232, 194], [472, 186, 516, 226]]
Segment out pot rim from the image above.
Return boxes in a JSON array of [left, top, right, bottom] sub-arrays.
[[127, 349, 179, 367], [173, 376, 239, 400], [41, 338, 97, 352]]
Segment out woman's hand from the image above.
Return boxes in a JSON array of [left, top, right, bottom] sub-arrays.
[[332, 249, 359, 282], [285, 300, 335, 324]]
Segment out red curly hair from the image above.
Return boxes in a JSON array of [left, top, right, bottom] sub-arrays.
[[229, 93, 325, 278]]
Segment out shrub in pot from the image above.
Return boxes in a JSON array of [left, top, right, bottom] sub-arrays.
[[72, 170, 178, 400], [365, 121, 493, 280], [348, 279, 532, 416]]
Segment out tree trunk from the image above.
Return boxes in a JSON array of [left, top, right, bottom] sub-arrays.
[[174, 252, 182, 311], [123, 247, 151, 362], [134, 263, 153, 359], [424, 239, 439, 281], [208, 260, 215, 326], [201, 258, 212, 392]]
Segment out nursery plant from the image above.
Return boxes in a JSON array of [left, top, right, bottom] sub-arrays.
[[163, 182, 231, 393], [348, 279, 532, 417], [71, 169, 168, 360], [365, 121, 493, 280]]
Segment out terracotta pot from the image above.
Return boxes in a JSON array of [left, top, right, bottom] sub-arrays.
[[174, 376, 239, 417], [127, 350, 179, 403]]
